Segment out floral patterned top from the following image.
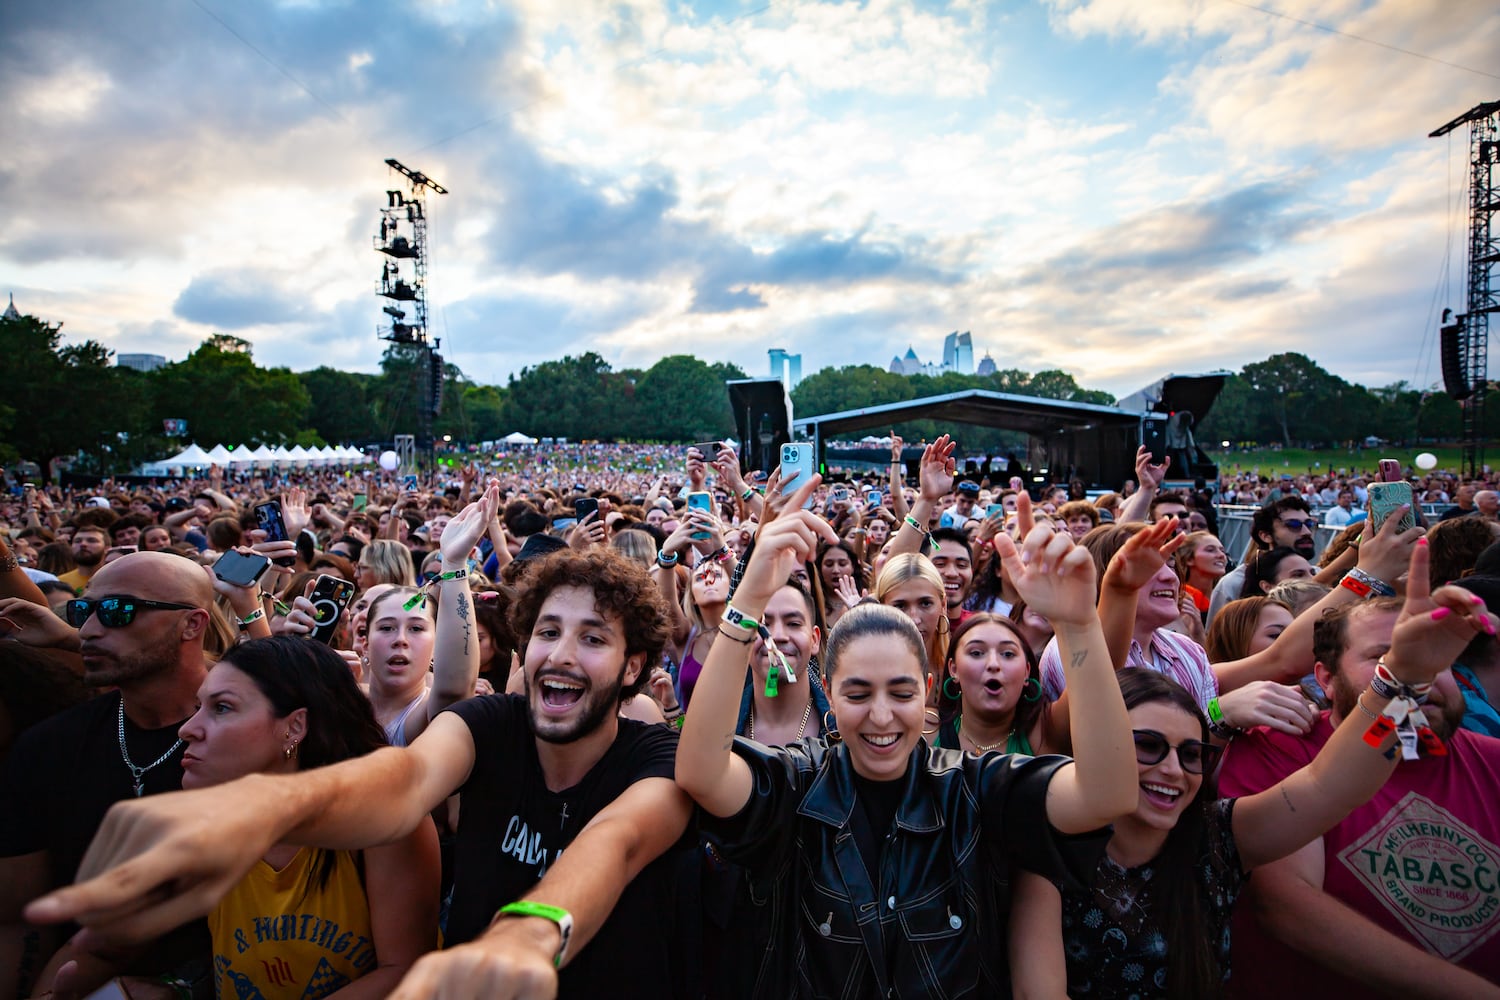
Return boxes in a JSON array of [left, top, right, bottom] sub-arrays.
[[1056, 798, 1246, 998]]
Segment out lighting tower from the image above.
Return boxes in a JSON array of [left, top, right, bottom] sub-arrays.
[[1431, 101, 1500, 478], [375, 158, 448, 462]]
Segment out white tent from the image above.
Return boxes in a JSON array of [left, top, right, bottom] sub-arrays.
[[165, 442, 213, 467], [205, 444, 233, 465], [229, 444, 258, 466], [248, 444, 275, 467], [268, 445, 293, 465], [287, 445, 311, 466], [501, 431, 538, 444]]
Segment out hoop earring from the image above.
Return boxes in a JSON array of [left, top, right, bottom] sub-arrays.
[[1023, 677, 1042, 702], [822, 711, 841, 744], [942, 676, 962, 701], [923, 707, 940, 737]]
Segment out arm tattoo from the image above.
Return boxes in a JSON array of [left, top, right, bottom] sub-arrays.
[[1280, 784, 1297, 814], [1069, 650, 1087, 671], [456, 592, 472, 656]]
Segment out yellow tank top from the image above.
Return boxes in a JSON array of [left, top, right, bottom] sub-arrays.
[[208, 847, 375, 999]]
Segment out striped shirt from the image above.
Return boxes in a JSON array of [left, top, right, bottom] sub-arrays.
[[1040, 627, 1219, 710]]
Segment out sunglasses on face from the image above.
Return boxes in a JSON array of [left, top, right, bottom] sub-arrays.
[[1279, 518, 1318, 532], [65, 595, 197, 629], [1132, 729, 1221, 775]]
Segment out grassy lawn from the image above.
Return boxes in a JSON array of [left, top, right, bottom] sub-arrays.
[[1210, 445, 1478, 477]]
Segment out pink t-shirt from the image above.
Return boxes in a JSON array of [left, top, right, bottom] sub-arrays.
[[1220, 714, 1500, 994]]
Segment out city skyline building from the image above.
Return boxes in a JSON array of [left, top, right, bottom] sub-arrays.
[[769, 347, 802, 389], [889, 332, 977, 377]]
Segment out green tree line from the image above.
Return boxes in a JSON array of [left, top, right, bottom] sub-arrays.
[[0, 310, 1477, 479]]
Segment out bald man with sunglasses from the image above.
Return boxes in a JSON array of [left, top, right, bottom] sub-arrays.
[[0, 551, 214, 997]]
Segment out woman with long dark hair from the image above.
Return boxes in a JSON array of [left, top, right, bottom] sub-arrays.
[[677, 476, 1142, 998], [1010, 560, 1486, 1000], [182, 637, 439, 998]]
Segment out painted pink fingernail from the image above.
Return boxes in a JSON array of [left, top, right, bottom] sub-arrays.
[[1430, 607, 1452, 622], [1417, 537, 1428, 546], [1473, 595, 1486, 605]]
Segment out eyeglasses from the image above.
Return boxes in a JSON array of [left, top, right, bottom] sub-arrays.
[[65, 595, 198, 629], [1132, 729, 1221, 775], [1279, 518, 1318, 532]]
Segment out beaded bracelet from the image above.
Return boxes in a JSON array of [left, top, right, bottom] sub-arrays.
[[716, 625, 754, 645]]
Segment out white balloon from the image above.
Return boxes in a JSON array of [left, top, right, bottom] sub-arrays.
[[1415, 452, 1437, 471], [378, 450, 400, 471]]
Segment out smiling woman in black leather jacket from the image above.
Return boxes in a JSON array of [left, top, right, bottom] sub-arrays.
[[677, 479, 1144, 998]]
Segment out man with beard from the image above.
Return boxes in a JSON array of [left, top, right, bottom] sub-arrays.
[[0, 550, 213, 996], [1207, 497, 1320, 623], [27, 547, 694, 998], [56, 524, 108, 593], [1220, 598, 1500, 996]]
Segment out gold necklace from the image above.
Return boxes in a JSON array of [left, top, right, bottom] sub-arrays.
[[748, 698, 813, 742], [958, 715, 1012, 754]]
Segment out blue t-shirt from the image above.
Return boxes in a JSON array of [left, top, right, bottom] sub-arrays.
[[1455, 663, 1500, 738]]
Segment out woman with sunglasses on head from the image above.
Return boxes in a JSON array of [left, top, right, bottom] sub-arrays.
[[677, 474, 1141, 998], [1010, 544, 1493, 999], [182, 636, 438, 998]]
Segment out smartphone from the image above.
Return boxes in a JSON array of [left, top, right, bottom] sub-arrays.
[[551, 516, 577, 531], [1378, 459, 1402, 483], [687, 491, 713, 540], [1368, 480, 1415, 534], [402, 474, 418, 492], [574, 497, 600, 523], [1299, 674, 1331, 711], [253, 501, 296, 567], [308, 575, 356, 644], [213, 549, 271, 588], [691, 441, 724, 457], [1009, 477, 1024, 491], [986, 503, 1006, 519], [830, 487, 849, 503], [865, 489, 882, 507], [353, 493, 368, 512], [779, 443, 816, 509]]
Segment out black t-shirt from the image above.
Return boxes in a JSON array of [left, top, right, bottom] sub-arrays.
[[0, 690, 207, 976], [443, 694, 689, 998]]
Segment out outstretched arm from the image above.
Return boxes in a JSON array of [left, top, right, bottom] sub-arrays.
[[26, 715, 478, 948], [995, 523, 1137, 833], [415, 483, 501, 737], [1233, 539, 1493, 869], [676, 479, 836, 818], [889, 435, 954, 558], [389, 777, 692, 999], [1214, 507, 1422, 692], [1116, 446, 1167, 524]]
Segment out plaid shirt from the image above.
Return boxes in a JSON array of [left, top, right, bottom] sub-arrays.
[[1040, 627, 1219, 710]]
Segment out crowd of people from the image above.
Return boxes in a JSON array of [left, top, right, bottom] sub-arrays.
[[1, 435, 1498, 999]]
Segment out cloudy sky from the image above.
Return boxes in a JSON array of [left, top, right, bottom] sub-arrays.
[[4, 0, 1496, 399]]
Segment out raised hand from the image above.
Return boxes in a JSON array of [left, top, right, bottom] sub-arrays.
[[441, 482, 500, 564], [567, 510, 606, 550], [281, 487, 310, 538], [733, 477, 836, 610], [389, 928, 559, 1000], [1134, 446, 1169, 491], [1102, 517, 1186, 595], [1386, 539, 1496, 687], [918, 435, 957, 504], [833, 573, 864, 611], [994, 517, 1098, 628]]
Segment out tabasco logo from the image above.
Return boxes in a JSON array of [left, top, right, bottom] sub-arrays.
[[1338, 791, 1500, 962]]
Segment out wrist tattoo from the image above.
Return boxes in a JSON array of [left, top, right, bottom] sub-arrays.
[[1069, 650, 1087, 671], [1280, 784, 1297, 813]]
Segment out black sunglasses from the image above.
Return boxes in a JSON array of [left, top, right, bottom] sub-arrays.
[[65, 595, 198, 629], [1279, 518, 1318, 532], [1132, 729, 1221, 775]]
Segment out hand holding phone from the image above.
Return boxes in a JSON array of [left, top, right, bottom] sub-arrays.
[[214, 549, 271, 588], [687, 492, 713, 540], [253, 501, 296, 567], [307, 575, 355, 644]]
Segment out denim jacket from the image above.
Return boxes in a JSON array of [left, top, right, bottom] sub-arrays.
[[702, 737, 1106, 999]]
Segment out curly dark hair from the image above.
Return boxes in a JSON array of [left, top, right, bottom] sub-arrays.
[[508, 548, 671, 702]]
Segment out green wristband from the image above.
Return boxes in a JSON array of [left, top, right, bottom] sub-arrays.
[[1206, 697, 1225, 724], [497, 900, 574, 967]]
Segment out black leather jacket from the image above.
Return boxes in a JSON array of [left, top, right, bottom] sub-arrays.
[[703, 737, 1105, 999]]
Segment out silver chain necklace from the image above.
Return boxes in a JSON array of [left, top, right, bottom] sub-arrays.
[[117, 698, 185, 797]]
